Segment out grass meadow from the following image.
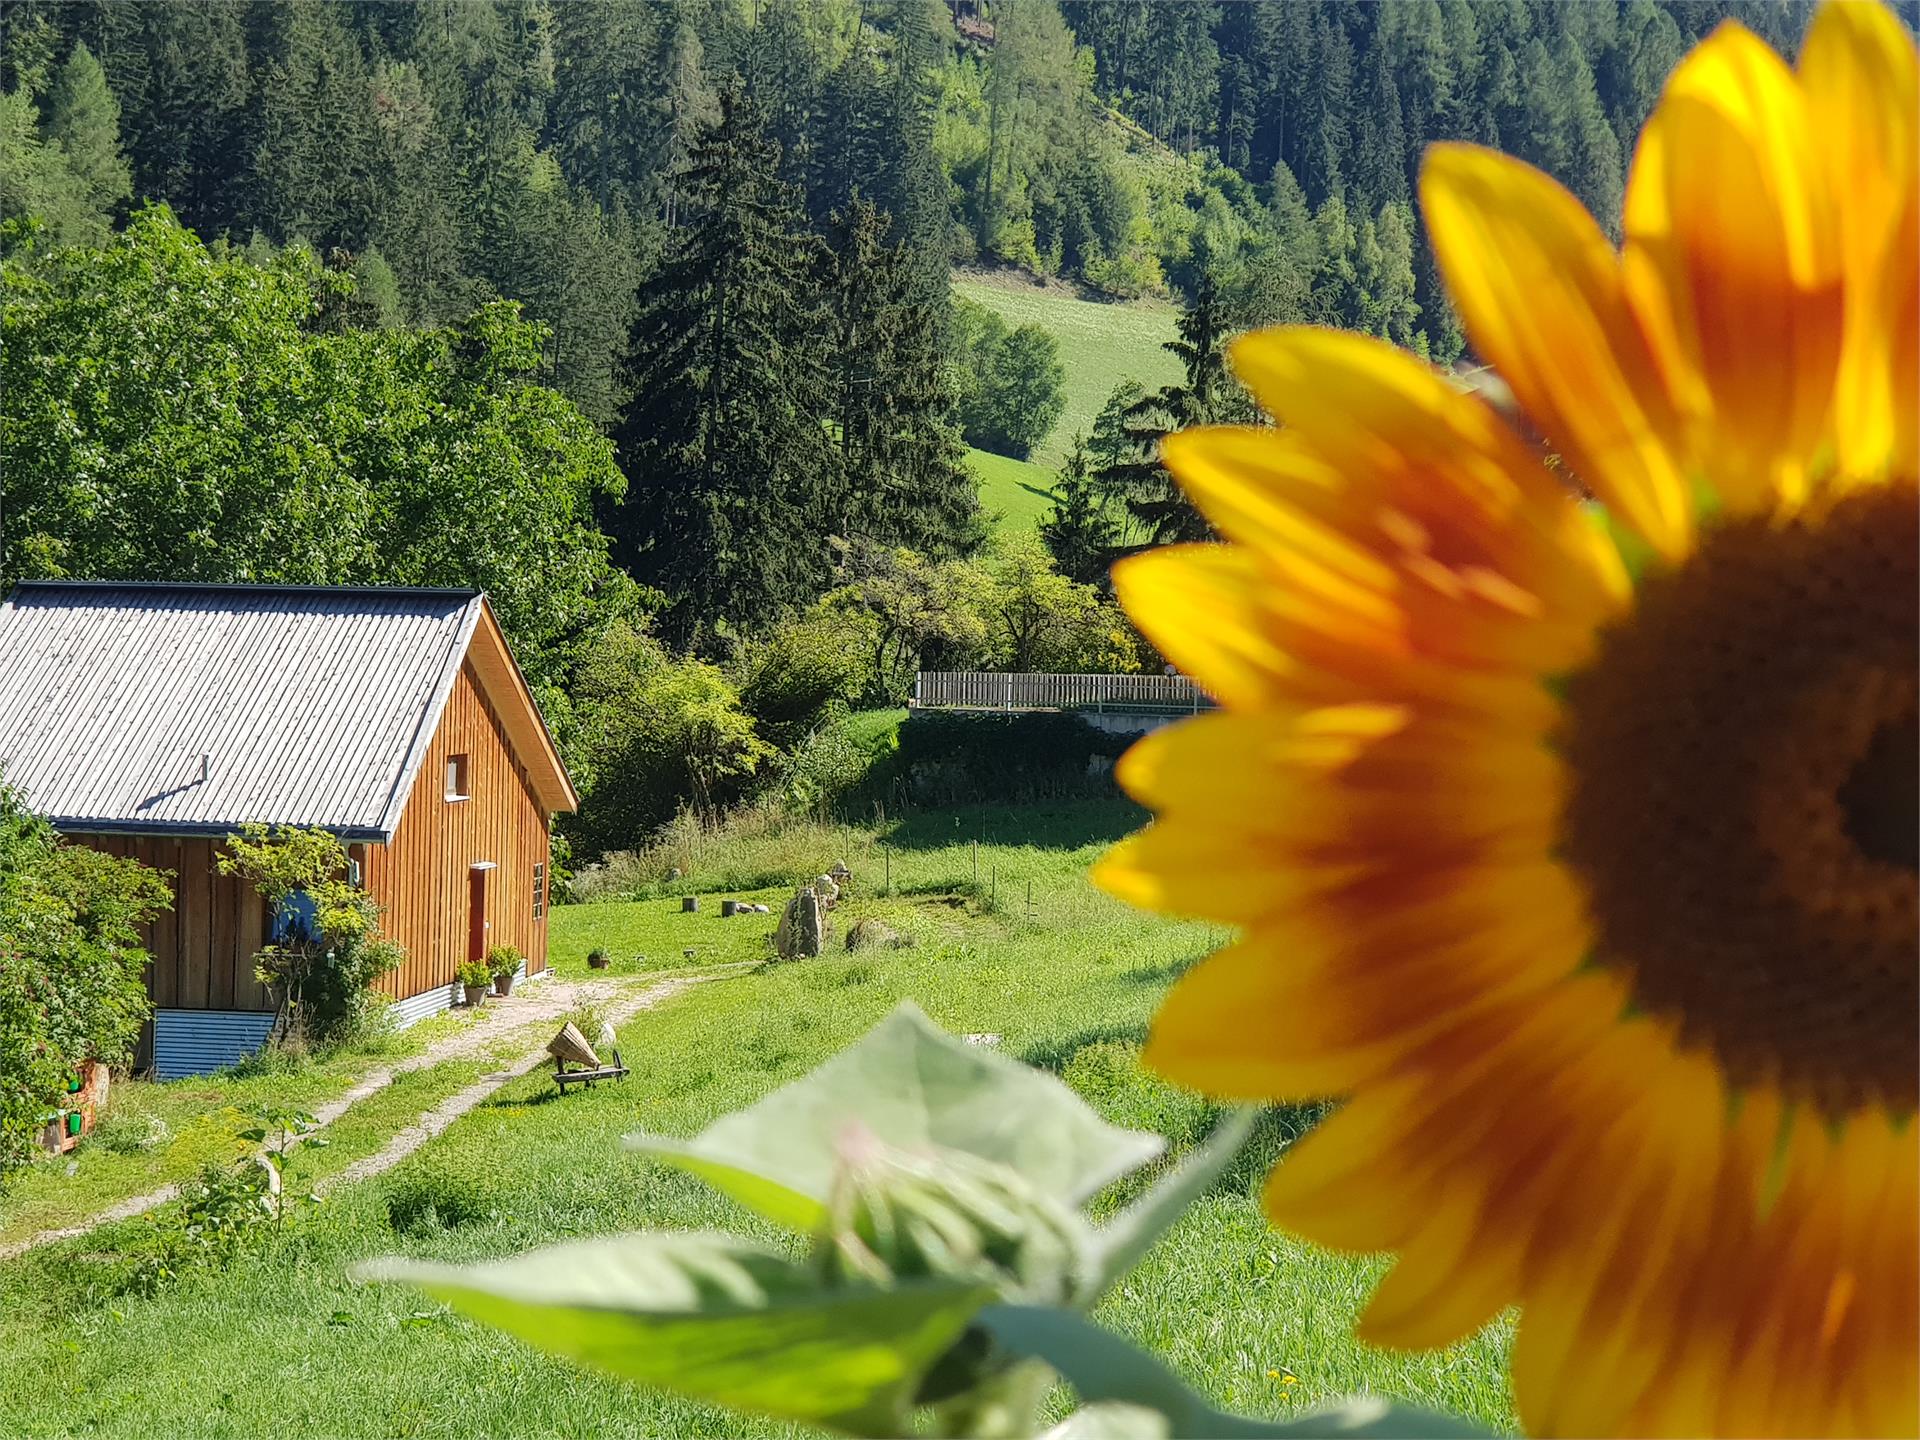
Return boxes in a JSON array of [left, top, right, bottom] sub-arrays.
[[966, 445, 1058, 536], [953, 269, 1183, 468], [0, 800, 1515, 1438]]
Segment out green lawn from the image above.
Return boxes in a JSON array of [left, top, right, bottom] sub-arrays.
[[0, 800, 1515, 1438], [0, 1006, 489, 1248], [967, 445, 1058, 536], [954, 269, 1184, 469]]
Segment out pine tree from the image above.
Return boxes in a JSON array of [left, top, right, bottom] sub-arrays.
[[611, 91, 838, 647], [251, 0, 381, 248], [486, 158, 647, 425], [1353, 27, 1407, 210], [1359, 201, 1420, 346], [1297, 6, 1353, 206], [1308, 192, 1362, 327], [43, 41, 131, 217], [875, 0, 954, 304], [0, 0, 59, 99], [824, 199, 980, 556], [1095, 272, 1253, 548], [1041, 437, 1120, 585], [368, 58, 470, 324], [653, 17, 718, 228], [546, 0, 661, 213]]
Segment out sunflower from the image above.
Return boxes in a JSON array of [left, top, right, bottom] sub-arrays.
[[1093, 7, 1918, 1437]]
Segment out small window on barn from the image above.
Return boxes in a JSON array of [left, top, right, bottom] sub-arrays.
[[445, 753, 470, 801], [532, 862, 546, 920]]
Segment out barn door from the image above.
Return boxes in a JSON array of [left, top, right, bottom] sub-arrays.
[[467, 863, 495, 965]]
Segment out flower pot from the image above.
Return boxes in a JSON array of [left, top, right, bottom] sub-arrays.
[[493, 972, 515, 996], [587, 953, 609, 970], [462, 983, 489, 1007]]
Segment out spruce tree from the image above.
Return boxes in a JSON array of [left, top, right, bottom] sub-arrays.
[[1095, 272, 1253, 548], [1353, 29, 1407, 210], [1041, 437, 1121, 585], [611, 91, 838, 648], [1297, 6, 1353, 206], [824, 199, 981, 558], [43, 41, 131, 217], [250, 0, 381, 249], [546, 0, 661, 213]]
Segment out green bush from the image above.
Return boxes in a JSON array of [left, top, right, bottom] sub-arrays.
[[563, 621, 774, 857], [128, 1157, 273, 1295], [218, 826, 409, 1049], [951, 300, 1067, 459], [895, 711, 1129, 807], [0, 785, 172, 1177]]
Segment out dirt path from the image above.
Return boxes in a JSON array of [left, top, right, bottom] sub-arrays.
[[316, 975, 706, 1193], [0, 968, 740, 1261]]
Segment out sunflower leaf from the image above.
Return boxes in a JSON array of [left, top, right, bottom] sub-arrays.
[[977, 1305, 1494, 1439], [355, 1231, 994, 1437], [1083, 1108, 1259, 1304], [626, 1002, 1165, 1231]]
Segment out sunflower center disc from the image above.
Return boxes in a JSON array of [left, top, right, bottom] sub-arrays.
[[1559, 482, 1920, 1118]]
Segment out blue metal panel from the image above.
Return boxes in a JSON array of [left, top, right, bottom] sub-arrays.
[[386, 961, 548, 1032], [389, 982, 460, 1030], [152, 1009, 277, 1080]]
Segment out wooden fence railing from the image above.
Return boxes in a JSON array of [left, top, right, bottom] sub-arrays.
[[912, 671, 1214, 713]]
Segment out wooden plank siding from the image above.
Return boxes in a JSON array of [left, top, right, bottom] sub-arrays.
[[72, 835, 273, 1013], [361, 658, 550, 997], [62, 662, 552, 1019]]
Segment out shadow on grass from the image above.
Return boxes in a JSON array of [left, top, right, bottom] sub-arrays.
[[1017, 1021, 1149, 1073], [1210, 1102, 1334, 1199], [1121, 953, 1200, 988], [880, 799, 1147, 854]]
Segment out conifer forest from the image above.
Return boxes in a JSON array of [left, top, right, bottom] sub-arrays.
[[0, 0, 1869, 848]]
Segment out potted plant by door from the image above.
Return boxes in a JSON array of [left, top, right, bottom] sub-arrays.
[[457, 961, 492, 1007], [488, 944, 523, 997]]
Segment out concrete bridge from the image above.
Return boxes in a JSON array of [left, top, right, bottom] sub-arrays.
[[910, 671, 1215, 734]]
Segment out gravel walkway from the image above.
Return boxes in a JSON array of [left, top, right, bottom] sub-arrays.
[[0, 968, 735, 1260]]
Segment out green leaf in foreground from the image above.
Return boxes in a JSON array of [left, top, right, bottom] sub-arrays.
[[356, 1231, 995, 1436], [627, 1002, 1165, 1230], [1086, 1108, 1259, 1305], [976, 1306, 1495, 1440]]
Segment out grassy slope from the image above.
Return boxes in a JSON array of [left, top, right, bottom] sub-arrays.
[[0, 1007, 490, 1246], [954, 270, 1184, 470], [0, 801, 1515, 1438], [967, 445, 1058, 536]]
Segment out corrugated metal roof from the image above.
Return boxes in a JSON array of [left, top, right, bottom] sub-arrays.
[[0, 583, 484, 839]]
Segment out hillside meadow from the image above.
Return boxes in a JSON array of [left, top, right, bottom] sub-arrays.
[[0, 800, 1516, 1439], [953, 270, 1184, 468]]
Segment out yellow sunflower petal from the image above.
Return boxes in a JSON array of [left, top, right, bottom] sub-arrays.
[[1623, 21, 1844, 509], [1511, 1045, 1725, 1438], [1108, 545, 1321, 709], [1198, 329, 1627, 622], [1116, 707, 1564, 860], [1092, 822, 1342, 929], [1420, 143, 1694, 559], [1142, 860, 1585, 1097], [1798, 0, 1920, 481]]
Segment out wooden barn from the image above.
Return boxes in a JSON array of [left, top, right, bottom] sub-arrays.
[[0, 582, 578, 1076]]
